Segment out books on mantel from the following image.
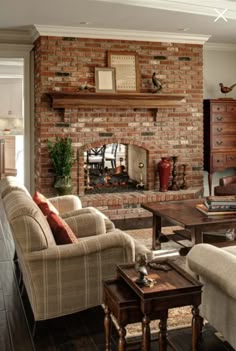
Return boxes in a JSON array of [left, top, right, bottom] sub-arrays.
[[196, 203, 236, 216]]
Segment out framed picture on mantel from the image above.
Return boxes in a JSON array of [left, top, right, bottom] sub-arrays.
[[95, 67, 116, 93], [107, 51, 139, 92]]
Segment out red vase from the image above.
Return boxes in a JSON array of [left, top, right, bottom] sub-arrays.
[[157, 157, 171, 192]]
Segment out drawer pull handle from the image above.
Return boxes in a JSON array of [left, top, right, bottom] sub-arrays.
[[216, 116, 223, 121], [229, 157, 236, 161], [217, 159, 221, 163], [216, 141, 223, 145], [216, 128, 223, 132]]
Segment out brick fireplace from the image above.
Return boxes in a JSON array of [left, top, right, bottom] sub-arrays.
[[34, 36, 204, 219]]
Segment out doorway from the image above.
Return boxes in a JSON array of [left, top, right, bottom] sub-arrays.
[[0, 44, 33, 191], [0, 58, 24, 183]]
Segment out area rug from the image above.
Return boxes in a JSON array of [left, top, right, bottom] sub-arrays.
[[125, 226, 191, 250], [125, 306, 192, 338], [125, 226, 192, 263], [110, 305, 193, 349]]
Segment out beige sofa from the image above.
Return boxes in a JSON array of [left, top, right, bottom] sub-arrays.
[[0, 176, 150, 321], [186, 243, 236, 349]]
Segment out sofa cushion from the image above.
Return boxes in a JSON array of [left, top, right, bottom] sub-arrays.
[[33, 191, 59, 216], [47, 212, 78, 245]]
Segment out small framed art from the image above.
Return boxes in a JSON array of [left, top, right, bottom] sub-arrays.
[[95, 67, 116, 93], [107, 51, 139, 92]]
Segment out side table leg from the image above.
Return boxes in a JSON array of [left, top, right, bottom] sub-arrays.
[[159, 310, 168, 351], [142, 314, 151, 351], [192, 305, 201, 351], [153, 215, 162, 250], [191, 227, 203, 246], [118, 326, 126, 351], [104, 305, 111, 351]]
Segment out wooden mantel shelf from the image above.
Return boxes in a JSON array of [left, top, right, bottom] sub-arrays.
[[47, 92, 186, 109]]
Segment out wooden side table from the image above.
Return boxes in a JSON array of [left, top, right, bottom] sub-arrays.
[[116, 260, 203, 351], [103, 278, 156, 351]]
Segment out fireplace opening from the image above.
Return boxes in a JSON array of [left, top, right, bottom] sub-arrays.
[[84, 143, 147, 194]]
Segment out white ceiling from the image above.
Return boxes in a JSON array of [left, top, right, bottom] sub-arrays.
[[1, 0, 236, 44]]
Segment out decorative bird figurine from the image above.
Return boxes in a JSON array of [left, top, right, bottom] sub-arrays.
[[79, 82, 95, 91], [135, 253, 148, 285], [219, 82, 236, 95], [152, 72, 162, 93]]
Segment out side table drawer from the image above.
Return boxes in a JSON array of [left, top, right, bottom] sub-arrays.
[[212, 154, 225, 169], [212, 123, 236, 135], [212, 104, 226, 113], [226, 154, 236, 164], [226, 105, 236, 113], [212, 154, 236, 169], [212, 114, 236, 123], [212, 136, 236, 149]]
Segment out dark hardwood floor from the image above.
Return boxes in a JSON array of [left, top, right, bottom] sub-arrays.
[[0, 204, 235, 351]]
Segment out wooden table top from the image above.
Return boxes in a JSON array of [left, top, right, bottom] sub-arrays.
[[141, 199, 236, 227], [117, 261, 202, 301]]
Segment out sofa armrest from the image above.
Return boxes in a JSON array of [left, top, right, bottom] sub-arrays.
[[87, 207, 115, 232], [24, 229, 136, 262], [20, 229, 139, 320], [63, 208, 106, 237], [187, 243, 236, 300], [48, 195, 82, 214], [61, 207, 115, 235]]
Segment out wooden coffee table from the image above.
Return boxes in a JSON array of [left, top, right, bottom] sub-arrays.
[[141, 199, 236, 250], [113, 260, 202, 351]]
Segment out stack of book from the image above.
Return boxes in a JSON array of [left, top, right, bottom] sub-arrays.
[[196, 195, 236, 216]]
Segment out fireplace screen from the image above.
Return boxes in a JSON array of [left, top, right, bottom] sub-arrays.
[[84, 143, 147, 193]]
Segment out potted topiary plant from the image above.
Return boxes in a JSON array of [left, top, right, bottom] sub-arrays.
[[47, 137, 76, 195]]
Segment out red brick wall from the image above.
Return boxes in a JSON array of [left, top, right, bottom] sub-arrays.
[[34, 36, 204, 200]]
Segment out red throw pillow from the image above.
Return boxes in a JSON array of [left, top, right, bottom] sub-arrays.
[[47, 212, 78, 245], [33, 191, 59, 216]]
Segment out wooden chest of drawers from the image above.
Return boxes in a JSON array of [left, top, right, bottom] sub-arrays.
[[204, 99, 236, 194]]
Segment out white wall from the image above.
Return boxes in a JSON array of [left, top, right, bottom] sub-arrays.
[[203, 44, 236, 99]]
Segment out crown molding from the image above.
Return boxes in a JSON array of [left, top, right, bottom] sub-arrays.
[[0, 28, 34, 45], [33, 25, 210, 44], [204, 42, 236, 51], [0, 43, 33, 55], [97, 0, 236, 19], [0, 75, 23, 78]]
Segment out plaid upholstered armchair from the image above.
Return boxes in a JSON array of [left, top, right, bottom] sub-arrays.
[[0, 177, 150, 322]]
